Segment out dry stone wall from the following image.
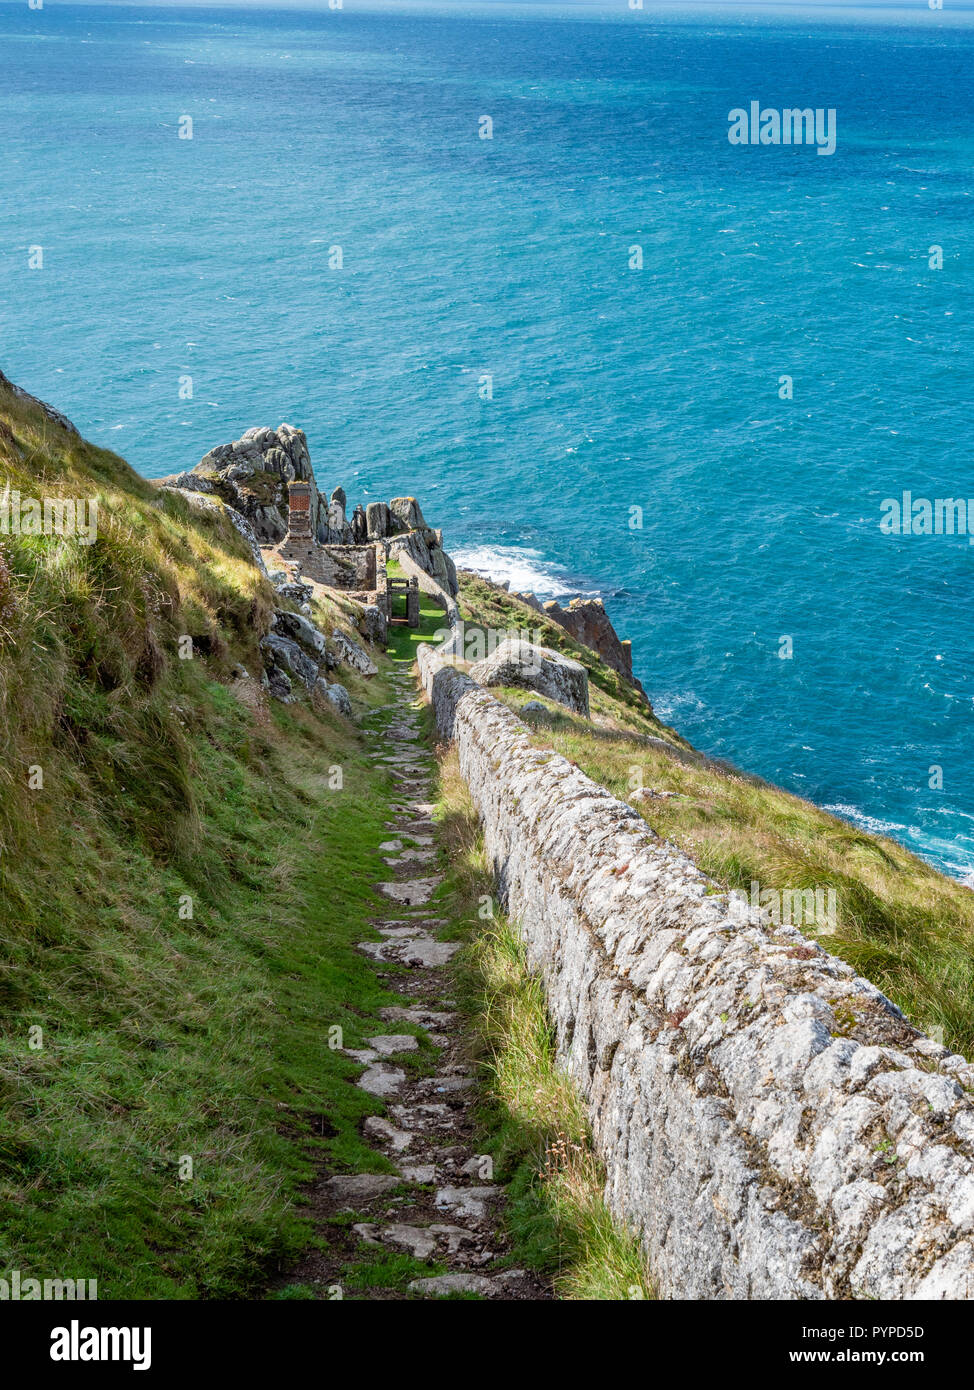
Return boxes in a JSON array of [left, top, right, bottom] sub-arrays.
[[417, 637, 974, 1300]]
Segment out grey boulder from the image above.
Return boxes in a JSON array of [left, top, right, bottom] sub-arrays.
[[332, 629, 378, 677], [471, 638, 589, 717], [261, 633, 319, 693], [271, 608, 327, 657], [318, 679, 352, 717]]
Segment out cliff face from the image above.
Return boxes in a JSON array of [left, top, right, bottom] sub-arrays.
[[161, 431, 459, 601], [542, 596, 647, 700]]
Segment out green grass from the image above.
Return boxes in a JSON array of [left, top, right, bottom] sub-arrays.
[[455, 575, 974, 1057], [0, 378, 409, 1297], [383, 586, 448, 663], [342, 1249, 446, 1291]]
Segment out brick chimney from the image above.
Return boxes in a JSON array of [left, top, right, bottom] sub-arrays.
[[288, 480, 312, 538]]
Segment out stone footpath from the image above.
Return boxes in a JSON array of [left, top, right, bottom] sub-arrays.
[[292, 664, 549, 1301]]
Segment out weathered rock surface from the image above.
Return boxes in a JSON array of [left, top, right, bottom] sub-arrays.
[[318, 679, 352, 718], [543, 596, 645, 697], [271, 608, 327, 657], [260, 632, 318, 693], [332, 629, 378, 677], [389, 527, 459, 599], [359, 604, 388, 648], [470, 638, 589, 717], [161, 424, 322, 544], [418, 632, 974, 1301]]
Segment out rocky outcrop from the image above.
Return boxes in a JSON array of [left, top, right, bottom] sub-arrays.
[[389, 497, 425, 532], [261, 632, 319, 697], [318, 679, 352, 718], [417, 629, 974, 1300], [359, 605, 388, 648], [543, 597, 646, 699], [331, 628, 378, 678], [160, 424, 325, 545], [0, 369, 79, 437], [470, 638, 589, 717], [366, 502, 391, 540], [260, 606, 375, 704], [272, 608, 327, 658], [388, 527, 458, 599]]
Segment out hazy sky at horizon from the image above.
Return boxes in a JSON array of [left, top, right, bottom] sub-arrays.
[[5, 0, 969, 9]]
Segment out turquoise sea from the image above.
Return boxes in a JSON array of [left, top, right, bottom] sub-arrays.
[[1, 0, 972, 877]]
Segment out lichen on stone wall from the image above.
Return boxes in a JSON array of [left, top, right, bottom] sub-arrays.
[[417, 632, 974, 1301]]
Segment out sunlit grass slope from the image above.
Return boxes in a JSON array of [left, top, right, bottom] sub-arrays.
[[0, 379, 403, 1297]]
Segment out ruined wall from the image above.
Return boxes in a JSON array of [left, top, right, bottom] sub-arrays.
[[277, 538, 376, 590], [417, 636, 974, 1300]]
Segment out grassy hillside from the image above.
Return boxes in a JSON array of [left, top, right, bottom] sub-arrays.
[[0, 379, 405, 1297], [4, 372, 970, 1301], [454, 573, 974, 1057]]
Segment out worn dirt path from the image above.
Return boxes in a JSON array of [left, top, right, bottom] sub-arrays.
[[288, 664, 550, 1300]]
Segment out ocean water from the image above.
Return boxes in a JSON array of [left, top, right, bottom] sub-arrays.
[[1, 1, 972, 877]]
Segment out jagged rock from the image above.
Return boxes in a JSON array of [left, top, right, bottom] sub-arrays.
[[265, 665, 294, 704], [161, 423, 321, 544], [260, 633, 319, 693], [332, 628, 378, 677], [325, 1174, 400, 1203], [470, 638, 589, 717], [359, 604, 388, 648], [278, 580, 313, 605], [512, 591, 544, 613], [522, 700, 548, 716], [542, 597, 647, 699], [317, 679, 352, 717], [331, 486, 347, 512], [366, 501, 391, 540], [430, 545, 458, 596], [271, 608, 327, 657], [351, 505, 368, 543], [389, 529, 459, 599], [326, 494, 352, 543], [389, 497, 425, 532]]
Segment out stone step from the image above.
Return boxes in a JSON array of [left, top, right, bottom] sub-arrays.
[[353, 1222, 479, 1263], [378, 877, 442, 906], [367, 1033, 419, 1056], [357, 1062, 407, 1097]]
